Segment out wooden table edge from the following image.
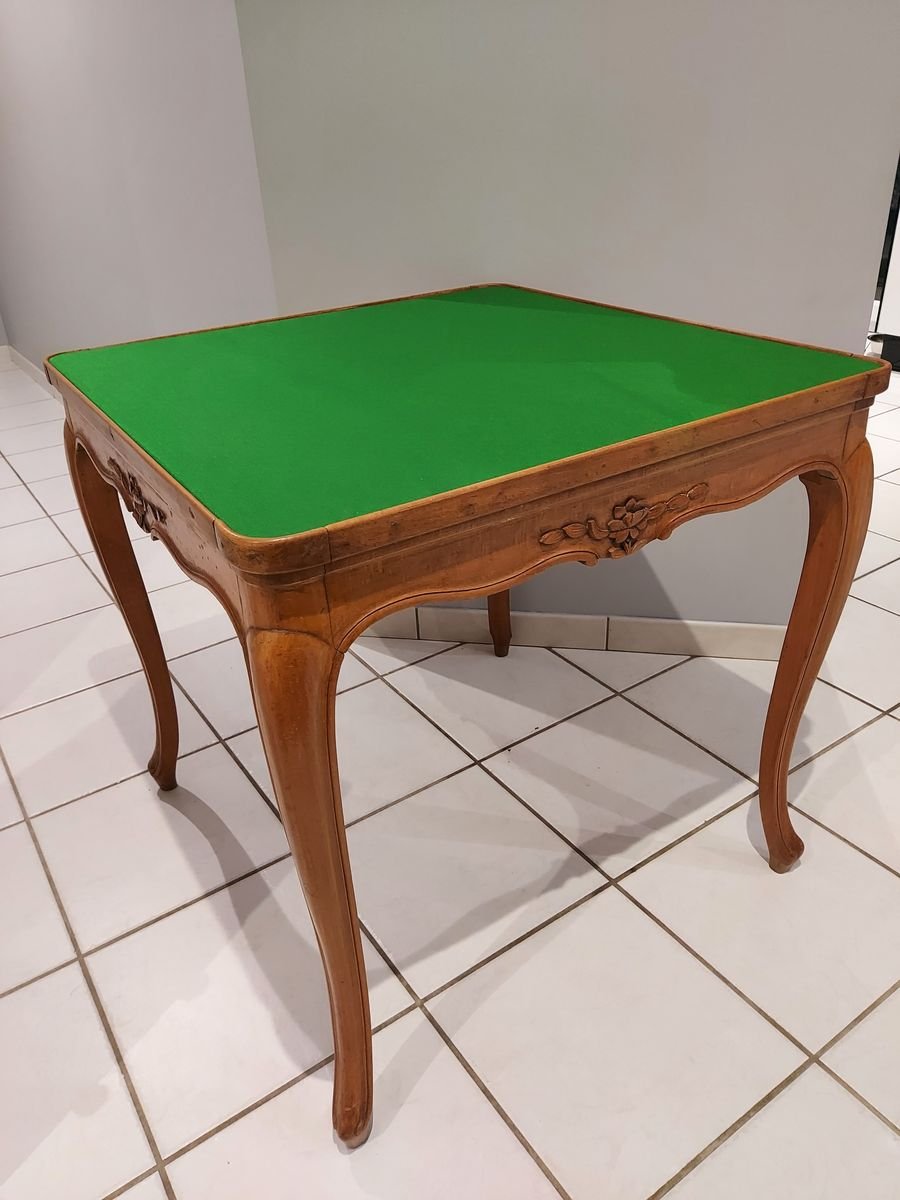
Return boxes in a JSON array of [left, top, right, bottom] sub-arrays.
[[45, 353, 891, 581]]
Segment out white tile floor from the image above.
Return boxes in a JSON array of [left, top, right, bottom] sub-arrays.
[[1, 362, 900, 1199]]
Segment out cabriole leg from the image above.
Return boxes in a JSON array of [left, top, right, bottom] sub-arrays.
[[246, 627, 373, 1146], [759, 440, 873, 871], [488, 589, 512, 657], [64, 424, 179, 788]]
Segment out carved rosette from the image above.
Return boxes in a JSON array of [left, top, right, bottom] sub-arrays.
[[539, 483, 709, 556], [107, 459, 167, 538]]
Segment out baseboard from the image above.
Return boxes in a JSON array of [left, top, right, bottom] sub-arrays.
[[367, 607, 786, 660], [9, 346, 60, 395], [415, 606, 608, 649], [0, 345, 13, 369], [607, 615, 785, 660]]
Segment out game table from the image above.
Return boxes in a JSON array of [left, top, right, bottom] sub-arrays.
[[46, 284, 889, 1148]]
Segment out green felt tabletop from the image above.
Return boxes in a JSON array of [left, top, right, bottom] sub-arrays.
[[49, 285, 879, 539]]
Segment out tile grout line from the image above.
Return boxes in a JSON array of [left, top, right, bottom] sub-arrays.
[[17, 739, 225, 824], [97, 1166, 163, 1200], [784, 705, 889, 778], [845, 591, 900, 623], [852, 550, 900, 582], [167, 673, 283, 822], [158, 994, 419, 1171], [546, 643, 693, 692], [0, 594, 115, 642], [6, 396, 900, 1182], [415, 880, 612, 1008], [0, 742, 179, 1200], [0, 849, 297, 1002], [0, 635, 236, 724], [616, 689, 760, 783], [2, 446, 127, 622], [7, 627, 898, 993], [84, 852, 293, 959], [788, 800, 900, 886], [7, 761, 900, 1175], [647, 1062, 815, 1198], [817, 1062, 900, 1137], [356, 920, 575, 1200], [343, 762, 475, 829], [156, 922, 571, 1200], [813, 976, 900, 1061], [651, 973, 900, 1196], [356, 639, 462, 679], [613, 879, 812, 1054], [420, 1007, 574, 1200], [0, 954, 79, 1002], [477, 758, 616, 879]]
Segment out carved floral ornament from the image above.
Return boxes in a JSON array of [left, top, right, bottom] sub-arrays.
[[107, 459, 167, 537], [539, 483, 709, 556]]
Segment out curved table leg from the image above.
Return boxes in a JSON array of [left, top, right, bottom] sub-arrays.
[[759, 440, 873, 872], [488, 589, 512, 657], [246, 628, 373, 1147], [64, 424, 179, 789]]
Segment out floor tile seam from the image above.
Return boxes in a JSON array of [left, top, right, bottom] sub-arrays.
[[157, 998, 416, 1169], [786, 803, 900, 885], [843, 591, 900, 627], [17, 740, 222, 823], [646, 1060, 814, 1199], [357, 921, 574, 1199], [854, 555, 900, 585], [815, 1061, 900, 1137], [0, 545, 79, 579], [615, 691, 759, 782], [545, 645, 694, 693], [0, 742, 178, 1199], [0, 594, 116, 643], [82, 852, 295, 958], [167, 675, 282, 822], [784, 706, 890, 780], [611, 879, 813, 1055], [0, 954, 79, 1001], [352, 639, 462, 679], [154, 924, 566, 1196]]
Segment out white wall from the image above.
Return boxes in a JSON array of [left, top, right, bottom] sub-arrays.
[[878, 224, 900, 337], [0, 0, 277, 368], [236, 0, 900, 622]]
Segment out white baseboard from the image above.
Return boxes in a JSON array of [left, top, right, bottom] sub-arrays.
[[368, 607, 786, 660], [417, 606, 610, 650], [0, 345, 13, 369], [607, 615, 785, 660], [9, 347, 59, 395]]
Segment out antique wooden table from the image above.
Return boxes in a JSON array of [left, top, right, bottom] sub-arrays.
[[46, 284, 889, 1148]]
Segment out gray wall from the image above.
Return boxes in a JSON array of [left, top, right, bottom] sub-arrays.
[[0, 0, 277, 367], [236, 0, 900, 622]]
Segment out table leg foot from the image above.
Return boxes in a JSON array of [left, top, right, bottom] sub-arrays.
[[488, 590, 512, 657], [64, 424, 179, 790], [337, 1107, 374, 1149], [247, 627, 374, 1146], [758, 440, 873, 870], [767, 830, 805, 874]]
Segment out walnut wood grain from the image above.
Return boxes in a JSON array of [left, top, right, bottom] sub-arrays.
[[64, 423, 179, 789], [245, 622, 373, 1147], [48, 289, 890, 1150], [759, 438, 874, 871], [487, 590, 512, 657]]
